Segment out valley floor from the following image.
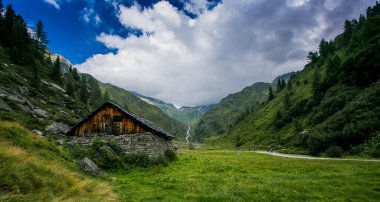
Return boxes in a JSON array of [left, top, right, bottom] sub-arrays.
[[106, 150, 380, 202]]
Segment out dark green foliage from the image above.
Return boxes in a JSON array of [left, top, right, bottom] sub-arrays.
[[276, 79, 286, 92], [35, 20, 48, 53], [30, 59, 41, 88], [283, 92, 290, 110], [164, 149, 177, 161], [123, 152, 151, 168], [268, 86, 274, 101], [80, 79, 89, 104], [235, 135, 244, 148], [51, 57, 62, 83], [306, 51, 319, 64], [318, 38, 333, 57], [305, 81, 380, 154], [88, 77, 104, 108], [224, 2, 380, 157], [325, 146, 343, 158], [3, 5, 16, 46], [359, 133, 380, 157]]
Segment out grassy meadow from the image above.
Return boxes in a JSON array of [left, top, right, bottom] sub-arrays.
[[0, 122, 117, 202], [108, 150, 380, 202], [1, 121, 379, 201]]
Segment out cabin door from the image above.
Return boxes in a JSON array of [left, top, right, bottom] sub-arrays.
[[112, 116, 123, 135], [104, 116, 112, 133], [113, 123, 121, 135]]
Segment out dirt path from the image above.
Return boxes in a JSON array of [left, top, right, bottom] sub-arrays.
[[254, 151, 380, 162]]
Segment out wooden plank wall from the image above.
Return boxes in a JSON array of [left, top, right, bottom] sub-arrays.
[[74, 105, 147, 136]]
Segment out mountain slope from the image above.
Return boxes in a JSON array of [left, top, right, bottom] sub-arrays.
[[192, 82, 270, 142], [219, 3, 380, 157], [134, 92, 213, 126]]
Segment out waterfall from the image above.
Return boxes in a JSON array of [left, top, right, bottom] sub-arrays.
[[185, 125, 191, 143]]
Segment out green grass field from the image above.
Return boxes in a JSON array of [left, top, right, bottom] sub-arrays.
[[107, 150, 380, 202]]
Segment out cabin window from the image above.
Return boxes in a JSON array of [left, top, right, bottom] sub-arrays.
[[113, 115, 123, 122]]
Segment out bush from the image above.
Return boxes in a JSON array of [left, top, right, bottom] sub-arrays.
[[164, 149, 177, 162], [153, 155, 169, 167], [325, 146, 344, 158], [124, 152, 151, 168], [65, 143, 87, 159]]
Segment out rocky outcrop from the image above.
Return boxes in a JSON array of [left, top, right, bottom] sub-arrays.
[[77, 157, 102, 176], [45, 122, 71, 134], [0, 87, 52, 119], [33, 108, 50, 119], [0, 99, 12, 111]]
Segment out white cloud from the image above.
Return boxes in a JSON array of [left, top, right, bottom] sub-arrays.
[[44, 0, 60, 9], [76, 0, 375, 106]]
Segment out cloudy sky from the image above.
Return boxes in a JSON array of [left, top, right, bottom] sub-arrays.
[[6, 0, 376, 107]]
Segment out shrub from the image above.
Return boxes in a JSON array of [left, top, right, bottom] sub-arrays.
[[64, 143, 87, 159], [124, 152, 151, 168], [325, 146, 344, 158], [153, 155, 169, 167], [164, 149, 177, 162]]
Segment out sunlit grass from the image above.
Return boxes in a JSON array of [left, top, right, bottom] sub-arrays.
[[0, 121, 117, 202], [109, 150, 380, 202]]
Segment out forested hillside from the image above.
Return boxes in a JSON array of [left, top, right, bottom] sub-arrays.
[[192, 82, 269, 141], [220, 3, 380, 157], [192, 73, 293, 142]]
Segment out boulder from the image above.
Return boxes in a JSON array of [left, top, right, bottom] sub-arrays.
[[45, 122, 71, 134], [0, 89, 7, 99], [16, 103, 31, 113], [77, 157, 102, 176], [32, 129, 44, 137], [7, 94, 25, 103], [33, 108, 51, 119], [0, 99, 12, 111], [99, 145, 117, 158]]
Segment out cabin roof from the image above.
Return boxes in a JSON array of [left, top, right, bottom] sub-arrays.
[[66, 101, 174, 139]]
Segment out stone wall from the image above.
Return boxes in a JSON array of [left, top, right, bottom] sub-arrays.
[[64, 132, 172, 158]]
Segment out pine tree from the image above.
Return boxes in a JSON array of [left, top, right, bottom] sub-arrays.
[[72, 68, 80, 81], [307, 51, 319, 64], [66, 82, 74, 96], [4, 5, 16, 46], [0, 0, 4, 44], [35, 20, 48, 53], [281, 79, 286, 90], [276, 79, 282, 92], [287, 80, 293, 90], [80, 79, 88, 104], [268, 86, 274, 101], [52, 56, 62, 83], [343, 20, 354, 44]]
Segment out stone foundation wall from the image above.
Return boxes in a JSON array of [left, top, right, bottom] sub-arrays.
[[64, 132, 172, 158]]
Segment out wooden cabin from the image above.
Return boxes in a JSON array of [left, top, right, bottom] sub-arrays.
[[66, 101, 174, 140]]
